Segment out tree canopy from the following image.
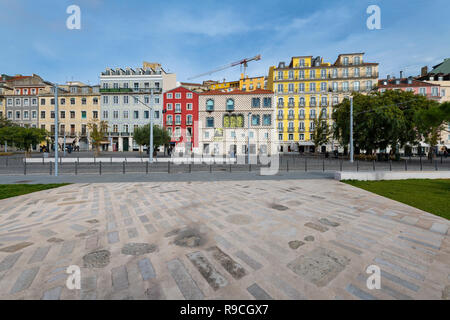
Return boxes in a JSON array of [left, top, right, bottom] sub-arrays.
[[332, 90, 445, 155], [133, 124, 171, 151], [0, 117, 47, 155], [87, 119, 108, 156]]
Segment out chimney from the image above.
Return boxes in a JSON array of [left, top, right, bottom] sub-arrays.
[[421, 66, 428, 77], [400, 71, 403, 79], [387, 75, 390, 80]]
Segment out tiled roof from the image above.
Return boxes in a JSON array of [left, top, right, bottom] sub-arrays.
[[430, 58, 450, 75], [378, 78, 439, 88], [199, 89, 273, 96]]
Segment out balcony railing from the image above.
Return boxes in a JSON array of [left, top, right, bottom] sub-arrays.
[[288, 127, 294, 133], [288, 115, 294, 120], [278, 127, 284, 132], [298, 114, 305, 120], [277, 103, 284, 108], [166, 121, 173, 125], [277, 115, 284, 120], [288, 103, 295, 108]]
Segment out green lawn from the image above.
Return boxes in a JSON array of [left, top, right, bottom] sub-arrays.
[[343, 179, 450, 220], [0, 184, 69, 200]]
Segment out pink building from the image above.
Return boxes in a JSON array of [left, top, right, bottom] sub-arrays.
[[378, 77, 441, 100]]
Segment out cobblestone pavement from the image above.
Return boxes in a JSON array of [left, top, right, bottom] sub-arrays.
[[0, 180, 448, 300]]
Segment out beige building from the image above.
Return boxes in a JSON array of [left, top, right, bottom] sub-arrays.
[[268, 53, 379, 153], [38, 82, 100, 150], [198, 89, 276, 156]]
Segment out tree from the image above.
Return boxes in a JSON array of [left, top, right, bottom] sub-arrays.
[[133, 124, 171, 156], [332, 91, 442, 157], [87, 119, 108, 156], [312, 109, 331, 152], [0, 126, 47, 157]]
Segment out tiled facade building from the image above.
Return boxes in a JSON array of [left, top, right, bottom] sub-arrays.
[[38, 82, 100, 150], [99, 62, 176, 151], [268, 53, 379, 153], [163, 86, 199, 154], [198, 89, 276, 156]]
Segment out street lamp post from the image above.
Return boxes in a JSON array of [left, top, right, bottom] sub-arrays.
[[134, 88, 157, 163], [247, 112, 252, 164], [350, 96, 354, 163], [54, 84, 59, 176]]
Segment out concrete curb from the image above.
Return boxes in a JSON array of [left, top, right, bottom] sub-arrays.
[[335, 170, 450, 181]]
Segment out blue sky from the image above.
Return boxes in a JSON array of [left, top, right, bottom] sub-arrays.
[[1, 0, 449, 85]]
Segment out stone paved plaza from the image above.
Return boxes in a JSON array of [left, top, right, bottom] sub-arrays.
[[0, 180, 449, 300]]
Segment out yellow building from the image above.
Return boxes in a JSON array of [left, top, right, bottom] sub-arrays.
[[208, 74, 266, 92], [38, 82, 100, 150], [268, 53, 379, 153]]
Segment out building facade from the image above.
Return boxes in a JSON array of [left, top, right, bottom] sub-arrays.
[[378, 77, 441, 100], [163, 86, 199, 154], [38, 82, 100, 150], [99, 63, 176, 152], [4, 74, 50, 128], [268, 53, 379, 153], [207, 74, 266, 92], [198, 89, 276, 156]]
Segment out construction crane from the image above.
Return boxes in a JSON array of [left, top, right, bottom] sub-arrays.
[[187, 54, 261, 80]]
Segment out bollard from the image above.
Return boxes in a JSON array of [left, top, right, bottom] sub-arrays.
[[373, 160, 375, 171], [123, 161, 125, 174], [99, 161, 102, 175], [304, 158, 307, 172], [405, 159, 407, 171], [49, 161, 52, 175], [340, 160, 343, 172], [6, 156, 8, 167], [323, 159, 325, 172], [24, 160, 26, 175], [357, 160, 359, 172], [249, 163, 251, 172], [287, 160, 289, 172], [75, 161, 78, 175], [168, 161, 170, 173], [189, 163, 191, 173], [420, 157, 422, 171], [146, 161, 149, 174], [210, 163, 212, 173], [389, 160, 392, 171], [435, 160, 438, 171]]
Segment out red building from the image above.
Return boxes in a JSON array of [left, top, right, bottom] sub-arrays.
[[163, 86, 199, 153]]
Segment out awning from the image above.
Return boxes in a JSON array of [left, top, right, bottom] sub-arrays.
[[58, 137, 76, 144]]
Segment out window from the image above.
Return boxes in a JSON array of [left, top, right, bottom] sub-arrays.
[[288, 83, 294, 93], [81, 111, 87, 119], [123, 110, 129, 119], [113, 96, 119, 104], [154, 110, 159, 119], [60, 111, 65, 119], [333, 82, 338, 91], [123, 96, 129, 104], [59, 98, 65, 105], [206, 117, 214, 128], [278, 71, 283, 80], [134, 83, 139, 90], [321, 82, 327, 91], [82, 98, 86, 105], [299, 121, 305, 130], [103, 110, 109, 119], [7, 111, 12, 119], [23, 98, 29, 106], [144, 96, 149, 104], [23, 111, 29, 119], [187, 92, 193, 99], [16, 98, 21, 106], [186, 114, 193, 125], [288, 134, 293, 141], [299, 109, 305, 119], [263, 114, 271, 126], [113, 125, 118, 133], [343, 57, 349, 65], [299, 83, 305, 92], [93, 111, 98, 119], [103, 96, 109, 104], [310, 97, 316, 107], [175, 103, 181, 113], [419, 88, 426, 96], [366, 67, 372, 77], [144, 111, 149, 119], [93, 97, 98, 104], [342, 82, 349, 91], [206, 99, 214, 111], [134, 110, 139, 119], [263, 97, 271, 107], [32, 98, 37, 105], [343, 68, 349, 78], [113, 111, 119, 119], [251, 115, 260, 126], [321, 69, 327, 79], [278, 133, 283, 140], [353, 81, 360, 91], [299, 97, 305, 107], [70, 111, 75, 119], [167, 103, 173, 110], [167, 93, 173, 99], [299, 70, 305, 79], [277, 84, 283, 93], [278, 98, 284, 107], [288, 70, 294, 79], [166, 115, 173, 125], [321, 96, 327, 106], [175, 115, 181, 125], [40, 111, 45, 119], [252, 98, 260, 107], [70, 98, 75, 105], [187, 103, 193, 110], [299, 134, 304, 141], [354, 68, 360, 77], [15, 111, 21, 119], [310, 83, 316, 92], [310, 70, 316, 79], [51, 111, 55, 119], [175, 92, 181, 99], [7, 98, 13, 106], [431, 87, 439, 96], [354, 56, 360, 65], [226, 99, 234, 111]]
